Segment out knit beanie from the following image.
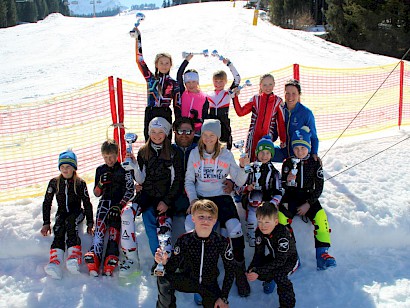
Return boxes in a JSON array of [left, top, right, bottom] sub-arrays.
[[201, 119, 221, 139], [291, 126, 311, 153], [148, 117, 171, 136], [255, 135, 275, 157], [58, 149, 77, 170]]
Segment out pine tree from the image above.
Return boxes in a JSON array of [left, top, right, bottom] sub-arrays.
[[6, 0, 17, 26], [36, 0, 48, 20], [0, 0, 7, 28]]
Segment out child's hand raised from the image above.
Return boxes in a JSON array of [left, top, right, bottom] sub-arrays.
[[185, 53, 194, 61], [239, 154, 250, 168], [41, 224, 51, 236]]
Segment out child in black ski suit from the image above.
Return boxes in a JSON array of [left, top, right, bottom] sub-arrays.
[[239, 136, 282, 247], [84, 139, 134, 276], [41, 149, 94, 279], [156, 199, 235, 308], [246, 203, 299, 308]]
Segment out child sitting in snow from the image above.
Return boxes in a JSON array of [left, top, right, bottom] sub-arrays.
[[41, 149, 94, 279], [239, 136, 282, 247], [279, 126, 336, 270], [246, 203, 299, 307]]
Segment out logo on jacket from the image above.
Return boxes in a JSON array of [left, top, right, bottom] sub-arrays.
[[225, 245, 234, 261], [174, 246, 180, 255], [278, 238, 290, 252], [256, 236, 262, 245]]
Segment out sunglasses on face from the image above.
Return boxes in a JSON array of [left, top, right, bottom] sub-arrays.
[[176, 129, 193, 135]]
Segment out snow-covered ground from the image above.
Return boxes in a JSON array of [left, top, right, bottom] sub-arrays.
[[1, 2, 409, 307]]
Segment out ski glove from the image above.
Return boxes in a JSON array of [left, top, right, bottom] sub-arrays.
[[107, 205, 121, 220], [98, 172, 112, 189]]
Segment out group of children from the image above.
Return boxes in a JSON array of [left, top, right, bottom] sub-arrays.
[[40, 26, 337, 307]]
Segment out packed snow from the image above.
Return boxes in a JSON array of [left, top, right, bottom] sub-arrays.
[[0, 2, 409, 308]]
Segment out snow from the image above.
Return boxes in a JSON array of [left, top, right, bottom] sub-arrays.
[[1, 2, 410, 307]]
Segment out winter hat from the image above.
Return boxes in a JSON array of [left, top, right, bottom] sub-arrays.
[[201, 119, 221, 139], [256, 135, 275, 157], [184, 71, 199, 83], [148, 117, 172, 135], [291, 126, 311, 153], [58, 149, 77, 170]]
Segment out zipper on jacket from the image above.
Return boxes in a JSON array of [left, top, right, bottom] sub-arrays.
[[64, 180, 69, 212], [199, 240, 205, 284]]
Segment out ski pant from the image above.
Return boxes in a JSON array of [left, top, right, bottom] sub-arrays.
[[258, 271, 296, 308], [279, 198, 331, 248], [157, 274, 221, 308], [51, 210, 85, 251], [144, 106, 172, 141], [142, 205, 172, 256], [88, 200, 121, 262], [121, 202, 138, 252]]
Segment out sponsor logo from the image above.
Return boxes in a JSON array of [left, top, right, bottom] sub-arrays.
[[256, 236, 262, 245], [174, 246, 180, 255], [278, 238, 290, 252]]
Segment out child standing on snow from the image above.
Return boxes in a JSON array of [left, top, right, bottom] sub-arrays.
[[84, 139, 134, 277], [206, 58, 241, 150], [131, 26, 180, 141], [41, 149, 94, 280], [232, 73, 286, 161], [246, 203, 299, 307], [176, 53, 209, 141], [280, 126, 336, 270], [239, 136, 282, 247], [128, 117, 183, 273]]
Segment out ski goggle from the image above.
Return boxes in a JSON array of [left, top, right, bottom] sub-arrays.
[[176, 129, 193, 135]]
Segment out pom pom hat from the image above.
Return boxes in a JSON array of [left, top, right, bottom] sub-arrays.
[[58, 149, 77, 170], [149, 117, 172, 136], [291, 126, 311, 153], [201, 119, 221, 139], [255, 135, 275, 157]]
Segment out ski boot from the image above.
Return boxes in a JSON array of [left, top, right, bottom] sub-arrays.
[[44, 248, 64, 279], [316, 247, 336, 270], [263, 280, 276, 294], [119, 250, 141, 278], [194, 293, 203, 305], [66, 245, 82, 275], [84, 251, 100, 277], [103, 255, 119, 276]]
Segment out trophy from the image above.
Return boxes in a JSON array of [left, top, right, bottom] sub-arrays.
[[252, 162, 263, 190], [129, 12, 145, 38], [211, 49, 225, 61], [154, 234, 170, 276], [121, 133, 138, 171], [287, 158, 300, 187], [182, 49, 209, 58], [233, 140, 251, 173], [229, 80, 252, 97]]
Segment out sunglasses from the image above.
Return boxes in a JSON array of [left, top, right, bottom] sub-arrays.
[[176, 129, 193, 135]]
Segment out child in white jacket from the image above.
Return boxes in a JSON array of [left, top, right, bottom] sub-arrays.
[[184, 119, 251, 298]]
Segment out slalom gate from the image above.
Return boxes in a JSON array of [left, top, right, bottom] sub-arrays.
[[0, 62, 409, 202]]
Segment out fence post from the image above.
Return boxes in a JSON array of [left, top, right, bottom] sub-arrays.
[[108, 76, 121, 161], [116, 78, 126, 161], [293, 64, 300, 80], [399, 61, 404, 129]]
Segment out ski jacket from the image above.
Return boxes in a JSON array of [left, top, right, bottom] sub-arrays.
[[233, 92, 286, 161], [282, 102, 319, 156], [42, 176, 93, 226], [281, 155, 323, 206], [166, 230, 236, 299], [94, 162, 134, 207], [135, 29, 179, 108], [248, 224, 298, 280], [176, 60, 209, 136], [185, 147, 248, 203], [134, 144, 183, 210], [241, 162, 282, 205]]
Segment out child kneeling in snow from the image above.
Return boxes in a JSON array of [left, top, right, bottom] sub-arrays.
[[41, 150, 94, 279], [279, 126, 337, 270]]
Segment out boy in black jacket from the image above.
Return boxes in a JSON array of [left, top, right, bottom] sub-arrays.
[[156, 199, 235, 308], [279, 126, 336, 270], [84, 139, 134, 277], [246, 203, 299, 308]]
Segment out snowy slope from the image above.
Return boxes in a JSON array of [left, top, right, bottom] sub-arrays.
[[0, 2, 410, 308]]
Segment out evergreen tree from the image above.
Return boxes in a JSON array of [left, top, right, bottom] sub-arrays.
[[6, 0, 17, 26], [36, 0, 48, 20], [270, 0, 285, 26], [0, 0, 7, 28], [46, 0, 59, 13]]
